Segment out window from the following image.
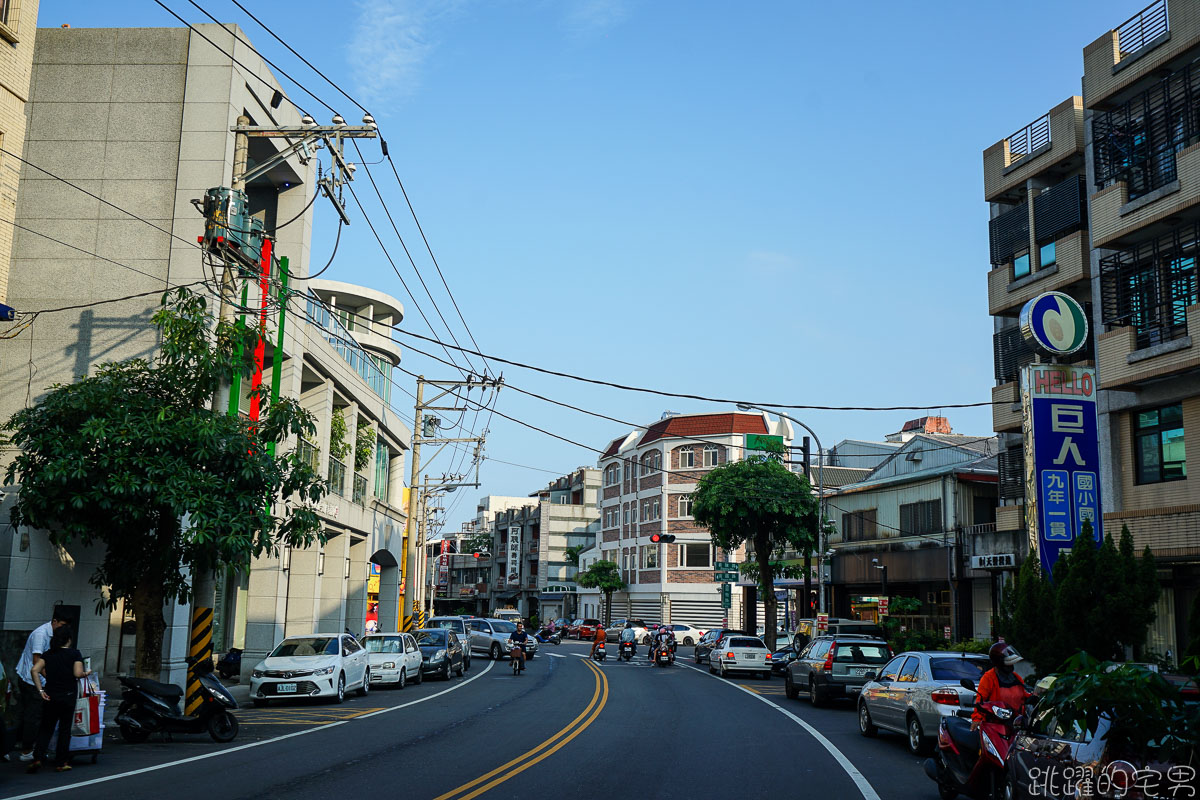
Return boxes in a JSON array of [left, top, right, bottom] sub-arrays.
[[1134, 404, 1186, 483], [677, 494, 693, 517], [678, 543, 712, 568], [641, 546, 658, 569], [703, 445, 719, 467], [878, 656, 905, 683], [1040, 241, 1056, 269], [841, 509, 877, 542], [1014, 253, 1030, 279], [605, 464, 618, 485], [641, 500, 649, 520], [652, 499, 660, 519], [899, 499, 942, 536], [679, 447, 695, 468], [622, 551, 628, 570], [897, 656, 921, 681], [641, 453, 652, 474], [623, 505, 630, 525], [652, 452, 661, 470], [930, 658, 989, 682], [374, 440, 390, 502], [632, 504, 638, 523]]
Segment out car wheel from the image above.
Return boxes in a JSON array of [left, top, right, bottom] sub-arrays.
[[694, 649, 701, 664], [455, 661, 464, 678], [683, 637, 694, 646], [414, 667, 423, 685], [358, 669, 370, 697], [333, 672, 346, 704], [491, 643, 501, 660], [398, 667, 407, 690], [442, 663, 451, 681], [907, 714, 931, 755], [809, 678, 826, 707], [464, 656, 471, 672], [858, 702, 878, 737], [207, 710, 239, 743], [785, 672, 799, 700]]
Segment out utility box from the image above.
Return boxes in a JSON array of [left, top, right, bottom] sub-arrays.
[[202, 186, 265, 271]]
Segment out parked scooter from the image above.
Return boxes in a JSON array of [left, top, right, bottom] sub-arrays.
[[923, 679, 1027, 800], [591, 642, 607, 662], [619, 640, 635, 661], [115, 657, 239, 744], [215, 647, 242, 680], [535, 626, 561, 645]]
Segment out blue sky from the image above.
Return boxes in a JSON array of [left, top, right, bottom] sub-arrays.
[[49, 0, 1136, 529]]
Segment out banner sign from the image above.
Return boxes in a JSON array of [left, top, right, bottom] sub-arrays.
[[438, 540, 450, 587], [1022, 364, 1103, 577], [506, 526, 522, 587]]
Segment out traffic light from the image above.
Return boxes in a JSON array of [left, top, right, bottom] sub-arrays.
[[473, 551, 490, 559], [650, 534, 676, 543]]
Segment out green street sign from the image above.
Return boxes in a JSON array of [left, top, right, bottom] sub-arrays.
[[715, 571, 739, 582], [745, 434, 783, 452], [721, 583, 732, 608], [714, 561, 737, 570]]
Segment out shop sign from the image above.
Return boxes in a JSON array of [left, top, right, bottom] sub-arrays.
[[507, 526, 522, 586], [970, 554, 1016, 570]]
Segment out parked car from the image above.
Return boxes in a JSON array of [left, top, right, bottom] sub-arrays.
[[467, 618, 539, 660], [794, 618, 886, 642], [665, 624, 704, 647], [566, 619, 585, 639], [606, 619, 649, 642], [856, 651, 987, 755], [250, 633, 370, 706], [771, 646, 800, 675], [414, 628, 467, 679], [785, 635, 891, 707], [552, 617, 572, 631], [710, 636, 773, 679], [427, 616, 473, 669], [575, 619, 602, 640], [693, 629, 747, 664], [363, 632, 423, 689]]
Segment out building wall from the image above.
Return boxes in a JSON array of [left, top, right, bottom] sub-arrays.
[[0, 0, 39, 304]]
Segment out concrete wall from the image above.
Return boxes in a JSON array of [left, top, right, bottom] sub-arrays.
[[0, 0, 39, 303]]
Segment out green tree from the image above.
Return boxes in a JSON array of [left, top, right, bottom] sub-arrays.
[[329, 408, 351, 460], [564, 544, 585, 568], [691, 443, 818, 651], [463, 529, 494, 557], [1182, 589, 1200, 676], [354, 417, 375, 472], [575, 560, 624, 624], [4, 289, 326, 678]]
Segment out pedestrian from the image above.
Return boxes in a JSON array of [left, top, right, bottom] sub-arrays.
[[27, 626, 88, 774], [14, 610, 68, 761]]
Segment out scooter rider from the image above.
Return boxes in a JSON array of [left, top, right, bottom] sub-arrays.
[[652, 625, 674, 662], [619, 622, 637, 656], [590, 622, 606, 658], [971, 641, 1027, 731], [509, 622, 529, 672]]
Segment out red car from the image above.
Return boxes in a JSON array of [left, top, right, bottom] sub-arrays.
[[565, 619, 584, 639], [574, 619, 602, 640]]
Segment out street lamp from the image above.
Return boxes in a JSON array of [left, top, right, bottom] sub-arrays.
[[736, 403, 827, 614], [872, 558, 888, 596]]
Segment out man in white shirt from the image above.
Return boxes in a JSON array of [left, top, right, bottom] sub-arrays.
[[15, 612, 68, 761]]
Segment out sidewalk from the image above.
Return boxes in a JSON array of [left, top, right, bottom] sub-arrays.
[[98, 677, 253, 724]]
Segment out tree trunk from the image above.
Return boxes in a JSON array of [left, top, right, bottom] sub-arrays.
[[131, 580, 167, 679], [757, 537, 777, 651], [604, 590, 612, 626]]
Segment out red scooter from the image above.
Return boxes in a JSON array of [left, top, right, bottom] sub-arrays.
[[923, 679, 1027, 800]]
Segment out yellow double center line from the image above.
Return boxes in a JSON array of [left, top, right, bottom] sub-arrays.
[[434, 659, 609, 800]]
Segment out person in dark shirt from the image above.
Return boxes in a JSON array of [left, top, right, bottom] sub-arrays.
[[27, 626, 87, 773]]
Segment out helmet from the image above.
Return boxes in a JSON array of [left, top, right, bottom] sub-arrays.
[[989, 642, 1022, 670], [624, 622, 631, 628]]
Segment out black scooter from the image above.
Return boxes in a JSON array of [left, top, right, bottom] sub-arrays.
[[619, 640, 635, 661], [215, 647, 242, 680], [534, 626, 561, 645], [115, 657, 239, 744]]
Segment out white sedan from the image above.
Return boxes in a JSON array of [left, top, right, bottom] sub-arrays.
[[363, 632, 423, 689], [709, 635, 773, 679], [250, 634, 370, 706], [666, 624, 705, 646]]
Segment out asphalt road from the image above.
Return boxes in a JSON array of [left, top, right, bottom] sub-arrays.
[[0, 640, 935, 800]]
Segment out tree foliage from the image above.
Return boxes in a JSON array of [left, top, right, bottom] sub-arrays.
[[354, 416, 375, 472], [564, 544, 586, 568], [575, 560, 624, 624], [691, 443, 818, 650], [4, 288, 327, 677]]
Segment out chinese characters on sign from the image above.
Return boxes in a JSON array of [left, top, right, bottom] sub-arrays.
[[506, 526, 522, 587], [437, 539, 450, 587], [1021, 365, 1104, 577], [969, 554, 1016, 570]]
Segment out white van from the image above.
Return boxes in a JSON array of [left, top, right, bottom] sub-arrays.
[[492, 609, 522, 624]]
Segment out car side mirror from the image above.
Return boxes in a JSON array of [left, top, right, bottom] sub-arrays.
[[864, 671, 877, 681], [960, 679, 977, 692]]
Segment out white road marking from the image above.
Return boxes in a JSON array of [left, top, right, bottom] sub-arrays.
[[549, 653, 566, 659], [5, 659, 497, 800], [680, 663, 881, 800]]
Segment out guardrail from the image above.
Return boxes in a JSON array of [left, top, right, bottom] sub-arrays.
[[1117, 0, 1168, 59], [1008, 113, 1050, 161]]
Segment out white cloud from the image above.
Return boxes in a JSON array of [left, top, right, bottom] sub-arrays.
[[562, 0, 629, 36], [348, 0, 460, 107]]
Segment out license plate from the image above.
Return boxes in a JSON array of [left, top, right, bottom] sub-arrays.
[[276, 683, 297, 693], [744, 654, 756, 660], [854, 668, 870, 676]]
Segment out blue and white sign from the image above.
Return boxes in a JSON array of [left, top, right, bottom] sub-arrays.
[[1020, 291, 1089, 356], [1021, 364, 1104, 577]]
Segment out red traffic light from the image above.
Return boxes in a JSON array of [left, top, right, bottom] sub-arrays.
[[650, 534, 676, 544]]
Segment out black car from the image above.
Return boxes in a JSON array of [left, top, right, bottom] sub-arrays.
[[415, 628, 466, 680], [693, 629, 747, 664], [770, 646, 799, 675]]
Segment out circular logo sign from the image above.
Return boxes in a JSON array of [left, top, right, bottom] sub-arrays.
[[1020, 291, 1089, 355]]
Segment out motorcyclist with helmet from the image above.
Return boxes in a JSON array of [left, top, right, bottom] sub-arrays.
[[971, 641, 1028, 731], [651, 624, 675, 663], [619, 622, 637, 657]]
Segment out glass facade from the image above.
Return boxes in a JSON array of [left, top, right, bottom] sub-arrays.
[[374, 440, 390, 502], [306, 294, 392, 402]]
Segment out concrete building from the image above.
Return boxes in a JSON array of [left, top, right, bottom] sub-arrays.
[[826, 427, 1000, 639], [587, 411, 793, 630], [0, 0, 38, 304], [0, 24, 411, 684], [492, 468, 600, 622]]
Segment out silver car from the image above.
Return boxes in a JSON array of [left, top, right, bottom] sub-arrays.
[[467, 618, 539, 660], [856, 650, 988, 755]]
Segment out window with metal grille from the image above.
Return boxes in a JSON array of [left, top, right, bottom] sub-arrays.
[[898, 500, 942, 537], [841, 509, 877, 542], [1093, 56, 1200, 200], [1099, 221, 1200, 348], [998, 448, 1024, 501]]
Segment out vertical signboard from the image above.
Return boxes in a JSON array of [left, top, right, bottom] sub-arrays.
[[438, 539, 450, 587], [1021, 364, 1103, 577], [506, 524, 522, 587]]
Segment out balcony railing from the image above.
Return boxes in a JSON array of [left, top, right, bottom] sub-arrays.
[[329, 457, 347, 497], [1116, 0, 1168, 61], [963, 523, 998, 537], [305, 294, 391, 401], [998, 448, 1024, 502], [994, 326, 1036, 384], [1033, 176, 1087, 245], [1100, 219, 1200, 348], [1094, 55, 1200, 201], [297, 439, 320, 473], [989, 202, 1029, 266], [353, 473, 368, 505], [1008, 113, 1051, 162]]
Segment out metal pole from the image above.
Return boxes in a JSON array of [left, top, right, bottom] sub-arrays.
[[402, 378, 425, 631], [266, 257, 289, 456], [211, 115, 251, 415]]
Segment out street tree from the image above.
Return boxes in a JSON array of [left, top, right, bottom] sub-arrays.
[[575, 560, 624, 625], [691, 443, 818, 651], [4, 288, 327, 678], [564, 544, 586, 568]]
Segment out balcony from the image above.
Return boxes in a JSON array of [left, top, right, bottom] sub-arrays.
[[353, 473, 368, 505], [988, 202, 1029, 266], [1034, 176, 1087, 243], [988, 231, 1091, 316], [1097, 303, 1200, 390], [993, 326, 1035, 384], [991, 383, 1020, 433], [297, 438, 320, 473], [997, 449, 1024, 503], [984, 98, 1085, 202], [328, 457, 347, 497], [1084, 0, 1194, 110], [1105, 506, 1200, 560]]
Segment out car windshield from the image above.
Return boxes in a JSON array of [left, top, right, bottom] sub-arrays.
[[583, 619, 600, 626], [364, 636, 404, 654], [931, 658, 989, 682], [415, 631, 447, 646], [429, 619, 465, 633], [729, 638, 765, 649], [833, 644, 889, 664], [491, 621, 517, 633], [270, 637, 338, 657]]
